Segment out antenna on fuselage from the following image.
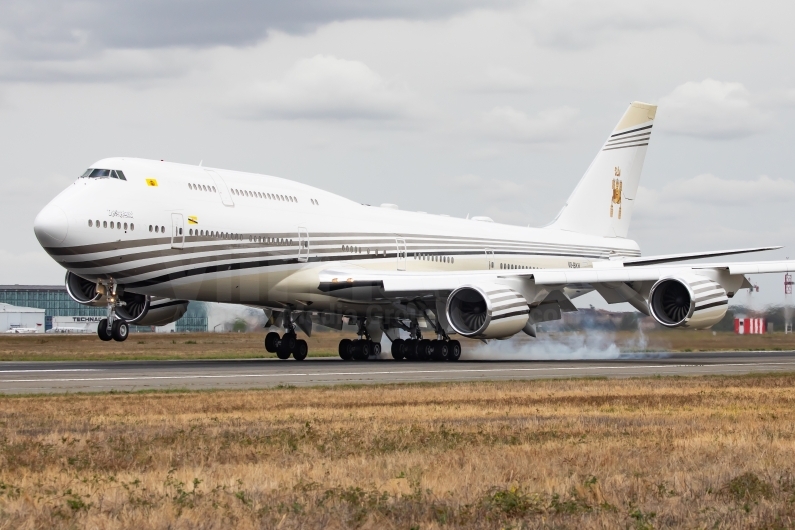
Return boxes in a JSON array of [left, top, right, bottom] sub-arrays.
[[199, 160, 203, 167]]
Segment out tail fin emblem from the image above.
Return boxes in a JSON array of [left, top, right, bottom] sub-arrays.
[[610, 167, 622, 219]]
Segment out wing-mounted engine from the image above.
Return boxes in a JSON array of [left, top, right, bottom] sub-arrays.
[[446, 284, 530, 339], [65, 272, 188, 325], [134, 298, 189, 326], [648, 275, 728, 329]]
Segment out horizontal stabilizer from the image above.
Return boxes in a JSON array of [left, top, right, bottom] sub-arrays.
[[620, 246, 782, 267]]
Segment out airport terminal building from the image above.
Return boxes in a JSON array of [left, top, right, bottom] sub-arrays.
[[0, 285, 208, 332]]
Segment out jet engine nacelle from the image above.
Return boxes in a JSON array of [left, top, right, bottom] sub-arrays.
[[648, 274, 729, 329], [446, 284, 530, 339], [65, 272, 188, 325]]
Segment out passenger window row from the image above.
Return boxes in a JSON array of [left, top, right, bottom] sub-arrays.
[[500, 263, 537, 270], [231, 187, 297, 203], [342, 245, 384, 256], [186, 228, 291, 244], [149, 225, 166, 234], [188, 183, 216, 193], [80, 169, 127, 180], [414, 253, 454, 264], [310, 199, 320, 205], [88, 220, 134, 230]]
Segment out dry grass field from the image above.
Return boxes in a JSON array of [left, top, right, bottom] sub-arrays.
[[2, 329, 795, 362], [1, 375, 795, 528]]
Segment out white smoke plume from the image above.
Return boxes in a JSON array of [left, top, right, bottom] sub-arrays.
[[463, 329, 660, 361]]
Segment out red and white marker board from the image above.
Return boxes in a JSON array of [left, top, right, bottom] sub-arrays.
[[734, 318, 766, 334]]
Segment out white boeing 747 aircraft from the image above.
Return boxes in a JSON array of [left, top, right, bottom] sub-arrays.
[[33, 102, 791, 361]]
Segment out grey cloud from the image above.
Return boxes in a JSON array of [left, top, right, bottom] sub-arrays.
[[0, 0, 516, 59]]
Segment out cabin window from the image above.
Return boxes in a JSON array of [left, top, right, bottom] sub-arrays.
[[154, 225, 159, 233], [130, 223, 134, 231], [88, 220, 93, 227], [95, 220, 100, 227], [124, 222, 128, 230]]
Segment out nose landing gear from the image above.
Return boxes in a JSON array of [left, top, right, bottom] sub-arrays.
[[96, 281, 130, 342]]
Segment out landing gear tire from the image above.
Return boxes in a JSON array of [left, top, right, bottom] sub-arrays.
[[403, 339, 418, 361], [265, 332, 280, 353], [339, 339, 353, 360], [276, 343, 291, 360], [353, 340, 370, 361], [97, 319, 113, 341], [111, 320, 129, 342], [281, 332, 297, 352], [418, 339, 432, 361], [293, 340, 308, 361], [370, 341, 381, 358], [447, 340, 462, 361], [391, 339, 405, 361], [431, 340, 448, 361]]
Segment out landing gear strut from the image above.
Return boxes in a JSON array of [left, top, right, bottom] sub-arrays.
[[337, 318, 381, 361], [264, 309, 309, 360]]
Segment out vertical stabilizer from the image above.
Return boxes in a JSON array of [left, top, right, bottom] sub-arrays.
[[550, 101, 656, 238]]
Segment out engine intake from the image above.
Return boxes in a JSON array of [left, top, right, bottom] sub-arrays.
[[65, 271, 104, 305], [649, 275, 728, 329], [446, 284, 529, 339]]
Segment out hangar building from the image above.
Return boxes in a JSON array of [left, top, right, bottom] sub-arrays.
[[0, 303, 46, 333]]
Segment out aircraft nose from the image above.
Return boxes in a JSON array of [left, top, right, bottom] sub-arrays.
[[34, 203, 69, 246]]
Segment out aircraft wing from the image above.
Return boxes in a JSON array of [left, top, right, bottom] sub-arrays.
[[618, 246, 781, 266], [318, 259, 795, 294]]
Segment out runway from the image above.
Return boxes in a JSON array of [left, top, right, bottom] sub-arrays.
[[2, 351, 795, 394]]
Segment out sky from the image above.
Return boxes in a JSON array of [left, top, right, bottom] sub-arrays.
[[1, 0, 794, 310]]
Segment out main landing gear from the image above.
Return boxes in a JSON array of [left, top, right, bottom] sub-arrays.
[[337, 317, 382, 361], [265, 311, 309, 360], [389, 307, 461, 362], [389, 338, 461, 362], [265, 331, 309, 360]]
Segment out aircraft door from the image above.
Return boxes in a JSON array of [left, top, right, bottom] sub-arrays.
[[171, 213, 185, 249], [204, 169, 235, 207], [395, 238, 407, 270], [485, 248, 494, 269], [298, 227, 309, 262]]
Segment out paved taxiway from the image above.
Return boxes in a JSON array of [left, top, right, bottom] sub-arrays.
[[2, 351, 795, 394]]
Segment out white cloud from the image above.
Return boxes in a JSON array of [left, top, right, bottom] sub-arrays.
[[635, 174, 795, 220], [479, 105, 578, 143], [657, 79, 772, 139], [226, 54, 416, 121]]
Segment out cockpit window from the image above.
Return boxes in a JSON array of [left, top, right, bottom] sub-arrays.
[[81, 168, 127, 180]]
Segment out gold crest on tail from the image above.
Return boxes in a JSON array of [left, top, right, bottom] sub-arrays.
[[610, 166, 622, 219]]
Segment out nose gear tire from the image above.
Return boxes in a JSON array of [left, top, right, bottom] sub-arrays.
[[97, 319, 113, 341]]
